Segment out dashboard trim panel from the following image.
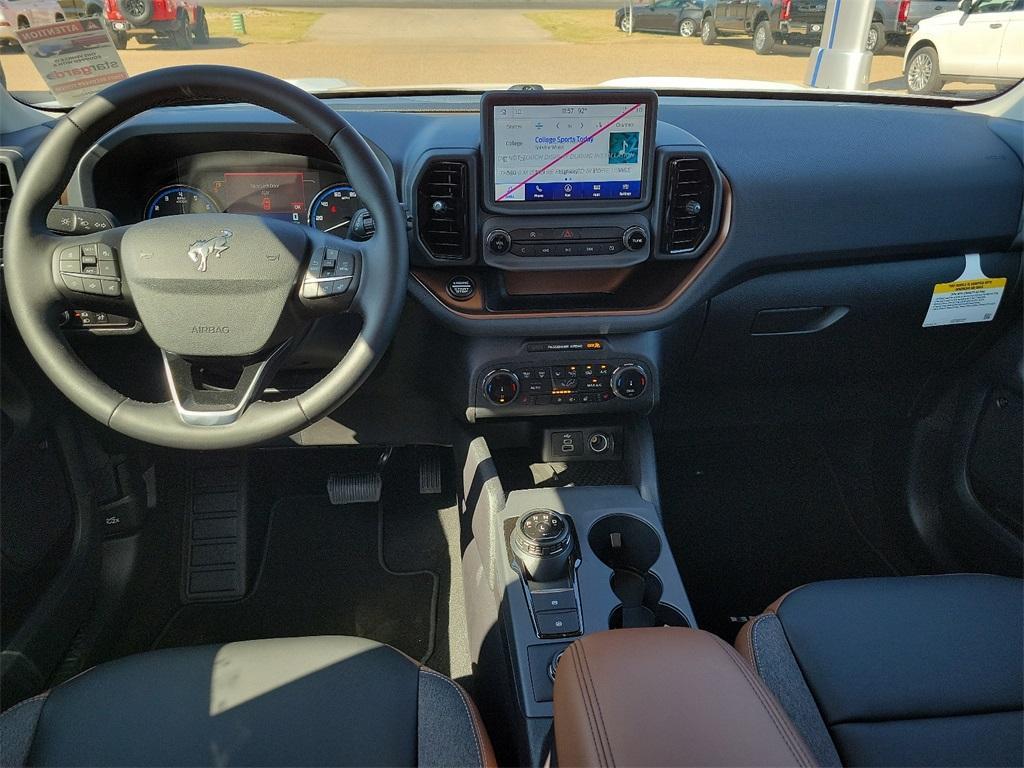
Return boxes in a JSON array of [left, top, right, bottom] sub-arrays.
[[410, 177, 731, 320]]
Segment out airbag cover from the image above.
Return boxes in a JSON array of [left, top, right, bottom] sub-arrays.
[[120, 214, 306, 357]]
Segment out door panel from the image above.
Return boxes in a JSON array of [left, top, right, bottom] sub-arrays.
[[997, 8, 1024, 77], [942, 3, 1011, 76]]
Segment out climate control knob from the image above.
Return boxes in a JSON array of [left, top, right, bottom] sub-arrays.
[[611, 364, 647, 400], [483, 369, 520, 405]]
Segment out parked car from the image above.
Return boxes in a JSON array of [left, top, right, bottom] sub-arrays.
[[903, 0, 1024, 93], [103, 0, 208, 49], [615, 0, 704, 37], [700, 0, 826, 54], [0, 0, 66, 47], [57, 0, 102, 20], [867, 0, 960, 52]]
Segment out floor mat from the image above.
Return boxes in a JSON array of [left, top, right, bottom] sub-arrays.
[[657, 430, 897, 640], [154, 495, 438, 662]]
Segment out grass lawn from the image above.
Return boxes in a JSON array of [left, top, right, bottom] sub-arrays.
[[205, 7, 323, 44], [525, 9, 626, 44]]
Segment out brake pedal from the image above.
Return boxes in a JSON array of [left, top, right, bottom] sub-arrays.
[[327, 472, 382, 505], [419, 452, 442, 495]]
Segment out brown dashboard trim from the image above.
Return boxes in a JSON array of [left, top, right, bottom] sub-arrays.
[[411, 177, 732, 319]]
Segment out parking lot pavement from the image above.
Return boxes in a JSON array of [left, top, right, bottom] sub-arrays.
[[0, 8, 920, 97]]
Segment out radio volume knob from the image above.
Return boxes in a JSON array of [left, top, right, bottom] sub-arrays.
[[622, 226, 648, 251], [487, 229, 512, 255], [611, 364, 647, 400]]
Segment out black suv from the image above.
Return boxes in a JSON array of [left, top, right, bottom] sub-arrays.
[[701, 0, 827, 54]]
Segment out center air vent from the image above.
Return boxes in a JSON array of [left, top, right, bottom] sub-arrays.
[[661, 155, 716, 256], [0, 160, 13, 265], [417, 159, 470, 261]]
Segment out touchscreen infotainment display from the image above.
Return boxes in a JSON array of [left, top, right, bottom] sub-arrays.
[[490, 101, 649, 204]]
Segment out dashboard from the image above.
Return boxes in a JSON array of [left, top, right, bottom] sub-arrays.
[[37, 88, 1021, 428]]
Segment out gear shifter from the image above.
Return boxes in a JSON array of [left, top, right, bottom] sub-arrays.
[[510, 509, 575, 582]]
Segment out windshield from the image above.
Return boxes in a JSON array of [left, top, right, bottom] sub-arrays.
[[1, 0, 1022, 106]]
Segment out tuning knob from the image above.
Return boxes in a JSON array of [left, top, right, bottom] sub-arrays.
[[611, 364, 647, 399]]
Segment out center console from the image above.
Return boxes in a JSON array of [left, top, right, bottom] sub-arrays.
[[456, 421, 697, 766]]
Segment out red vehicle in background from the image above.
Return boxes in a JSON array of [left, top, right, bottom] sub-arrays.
[[104, 0, 208, 49]]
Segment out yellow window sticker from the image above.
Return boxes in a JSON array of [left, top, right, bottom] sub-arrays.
[[923, 254, 1006, 328]]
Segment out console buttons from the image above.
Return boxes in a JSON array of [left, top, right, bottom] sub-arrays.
[[536, 610, 580, 638], [81, 277, 103, 295], [532, 588, 576, 613], [446, 276, 475, 301]]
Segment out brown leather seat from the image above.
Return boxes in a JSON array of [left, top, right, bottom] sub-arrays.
[[553, 627, 817, 767]]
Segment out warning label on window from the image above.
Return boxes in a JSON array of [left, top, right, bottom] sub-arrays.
[[16, 19, 126, 108], [923, 254, 1006, 328]]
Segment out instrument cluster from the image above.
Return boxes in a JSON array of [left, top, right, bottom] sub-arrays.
[[143, 163, 372, 240]]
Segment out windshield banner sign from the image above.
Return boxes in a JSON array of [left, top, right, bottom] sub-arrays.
[[16, 19, 127, 108]]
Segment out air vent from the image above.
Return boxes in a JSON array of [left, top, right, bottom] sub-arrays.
[[417, 159, 469, 261], [661, 155, 715, 255], [0, 160, 12, 265]]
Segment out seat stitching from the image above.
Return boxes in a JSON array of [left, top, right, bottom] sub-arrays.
[[578, 642, 616, 768], [419, 668, 484, 768], [570, 646, 607, 767], [0, 692, 49, 718], [710, 634, 815, 768], [749, 612, 774, 675]]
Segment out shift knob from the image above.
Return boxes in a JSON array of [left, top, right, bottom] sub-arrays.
[[510, 509, 574, 582]]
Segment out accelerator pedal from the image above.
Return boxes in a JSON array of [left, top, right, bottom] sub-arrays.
[[327, 472, 382, 506]]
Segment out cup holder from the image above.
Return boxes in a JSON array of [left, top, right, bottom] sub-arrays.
[[588, 515, 677, 630], [609, 603, 690, 629]]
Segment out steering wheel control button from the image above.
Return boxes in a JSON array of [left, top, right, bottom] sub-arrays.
[[486, 229, 512, 255], [483, 370, 519, 405], [611, 364, 648, 399], [57, 242, 123, 295], [302, 248, 357, 300], [82, 277, 104, 295], [623, 226, 648, 251], [446, 276, 476, 301]]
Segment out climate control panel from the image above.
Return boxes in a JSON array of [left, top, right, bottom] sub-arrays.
[[473, 357, 655, 418]]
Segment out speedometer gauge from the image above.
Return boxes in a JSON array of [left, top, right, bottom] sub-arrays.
[[308, 184, 362, 236], [145, 185, 220, 219]]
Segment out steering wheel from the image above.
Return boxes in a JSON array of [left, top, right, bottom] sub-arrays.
[[4, 66, 408, 450]]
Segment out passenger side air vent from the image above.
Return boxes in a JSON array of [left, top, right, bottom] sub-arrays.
[[0, 160, 13, 265], [660, 155, 716, 256], [417, 159, 470, 261]]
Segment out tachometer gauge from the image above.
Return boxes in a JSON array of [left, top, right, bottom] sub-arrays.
[[145, 185, 220, 219], [308, 184, 362, 237]]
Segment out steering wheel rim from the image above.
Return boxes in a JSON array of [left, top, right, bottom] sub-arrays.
[[4, 65, 408, 450]]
